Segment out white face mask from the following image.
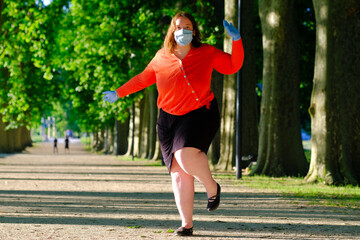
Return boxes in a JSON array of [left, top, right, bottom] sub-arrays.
[[174, 29, 193, 46]]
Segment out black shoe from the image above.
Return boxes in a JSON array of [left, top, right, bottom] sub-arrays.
[[207, 183, 221, 212], [174, 226, 193, 236]]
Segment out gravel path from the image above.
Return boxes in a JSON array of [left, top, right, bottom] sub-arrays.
[[0, 140, 359, 240]]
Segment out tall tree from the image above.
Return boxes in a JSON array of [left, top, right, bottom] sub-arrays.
[[251, 0, 308, 176], [217, 0, 238, 170], [206, 0, 224, 166], [306, 0, 360, 185], [216, 0, 259, 170], [0, 0, 66, 152], [240, 0, 259, 159]]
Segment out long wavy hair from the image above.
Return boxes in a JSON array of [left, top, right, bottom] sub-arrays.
[[164, 12, 202, 54]]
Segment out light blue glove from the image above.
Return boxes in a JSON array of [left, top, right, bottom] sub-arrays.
[[102, 91, 119, 103], [223, 20, 241, 41]]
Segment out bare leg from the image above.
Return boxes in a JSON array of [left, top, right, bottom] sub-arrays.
[[170, 158, 194, 228], [174, 147, 218, 199]]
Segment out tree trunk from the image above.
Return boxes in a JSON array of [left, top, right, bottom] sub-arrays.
[[92, 128, 104, 152], [208, 71, 223, 167], [108, 124, 114, 154], [151, 139, 162, 161], [218, 0, 238, 171], [135, 89, 158, 160], [134, 99, 141, 157], [147, 89, 158, 159], [104, 124, 108, 154], [139, 91, 149, 159], [241, 0, 259, 159], [98, 128, 104, 152], [0, 115, 8, 153], [20, 126, 32, 148], [92, 131, 98, 152], [206, 0, 224, 168], [115, 115, 129, 155], [305, 0, 360, 185], [126, 104, 135, 157], [251, 0, 308, 176], [127, 101, 140, 157], [13, 127, 22, 152], [6, 129, 15, 153]]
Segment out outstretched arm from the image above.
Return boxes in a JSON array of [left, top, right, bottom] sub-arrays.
[[213, 20, 244, 75], [102, 64, 156, 103]]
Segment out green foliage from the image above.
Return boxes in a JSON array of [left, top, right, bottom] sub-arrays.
[[0, 0, 315, 139], [0, 0, 237, 133], [53, 0, 224, 133], [0, 0, 67, 129]]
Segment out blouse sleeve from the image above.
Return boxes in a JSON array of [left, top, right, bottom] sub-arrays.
[[116, 61, 157, 98], [212, 39, 244, 75]]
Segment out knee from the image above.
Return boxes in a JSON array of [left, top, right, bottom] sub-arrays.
[[170, 159, 194, 181], [170, 159, 183, 179]]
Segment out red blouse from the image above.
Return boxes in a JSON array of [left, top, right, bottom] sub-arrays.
[[116, 39, 244, 115]]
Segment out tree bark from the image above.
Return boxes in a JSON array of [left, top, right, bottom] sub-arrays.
[[0, 115, 8, 153], [108, 125, 114, 154], [126, 104, 135, 157], [138, 92, 149, 159], [151, 138, 162, 161], [92, 128, 104, 152], [218, 0, 238, 171], [305, 0, 360, 185], [6, 128, 15, 153], [206, 0, 224, 168], [240, 0, 259, 158], [115, 115, 129, 155], [147, 89, 158, 159], [134, 99, 141, 157], [208, 71, 223, 167], [20, 126, 32, 148], [126, 101, 140, 157], [251, 0, 308, 176], [13, 127, 22, 152], [104, 124, 108, 154]]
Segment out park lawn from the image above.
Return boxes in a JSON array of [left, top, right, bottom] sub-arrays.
[[85, 146, 360, 210], [217, 174, 360, 210], [31, 135, 43, 143]]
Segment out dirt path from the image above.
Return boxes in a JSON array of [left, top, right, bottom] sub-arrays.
[[0, 140, 359, 240]]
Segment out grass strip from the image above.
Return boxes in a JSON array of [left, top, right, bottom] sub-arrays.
[[216, 174, 360, 209]]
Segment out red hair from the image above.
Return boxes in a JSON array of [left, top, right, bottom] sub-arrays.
[[164, 12, 202, 54]]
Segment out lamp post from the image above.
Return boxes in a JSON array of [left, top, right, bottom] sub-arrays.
[[236, 0, 242, 179]]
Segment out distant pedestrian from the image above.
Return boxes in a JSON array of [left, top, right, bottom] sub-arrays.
[[53, 138, 58, 154], [65, 136, 70, 154]]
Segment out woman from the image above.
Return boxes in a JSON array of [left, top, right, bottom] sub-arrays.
[[103, 12, 244, 236]]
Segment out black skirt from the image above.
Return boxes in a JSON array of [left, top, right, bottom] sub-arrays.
[[157, 98, 220, 172]]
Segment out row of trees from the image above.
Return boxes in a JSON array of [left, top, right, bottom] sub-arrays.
[[1, 0, 359, 185], [252, 0, 359, 185]]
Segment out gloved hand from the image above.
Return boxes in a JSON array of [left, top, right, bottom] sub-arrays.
[[223, 20, 241, 41], [102, 91, 119, 103]]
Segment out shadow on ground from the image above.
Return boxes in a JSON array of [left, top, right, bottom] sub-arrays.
[[0, 141, 359, 239]]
